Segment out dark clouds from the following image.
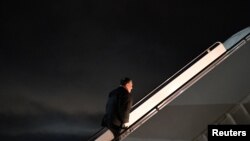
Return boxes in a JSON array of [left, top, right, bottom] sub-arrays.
[[1, 0, 250, 140]]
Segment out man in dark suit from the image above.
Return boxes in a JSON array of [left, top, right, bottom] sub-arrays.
[[101, 77, 133, 141]]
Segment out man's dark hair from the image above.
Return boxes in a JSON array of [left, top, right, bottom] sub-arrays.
[[120, 77, 131, 86]]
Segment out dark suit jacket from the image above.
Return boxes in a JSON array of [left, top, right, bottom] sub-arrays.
[[102, 86, 132, 127]]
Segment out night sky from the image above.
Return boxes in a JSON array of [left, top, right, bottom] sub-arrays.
[[1, 0, 250, 140]]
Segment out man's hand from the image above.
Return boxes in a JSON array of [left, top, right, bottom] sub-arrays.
[[122, 123, 129, 129]]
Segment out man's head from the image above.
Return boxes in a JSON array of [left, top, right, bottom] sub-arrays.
[[120, 77, 133, 93]]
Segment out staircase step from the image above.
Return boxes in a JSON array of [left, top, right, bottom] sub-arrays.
[[242, 103, 250, 114], [194, 134, 207, 141], [230, 104, 250, 124], [219, 114, 236, 125]]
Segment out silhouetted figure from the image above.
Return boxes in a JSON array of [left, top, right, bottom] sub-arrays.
[[101, 77, 133, 141]]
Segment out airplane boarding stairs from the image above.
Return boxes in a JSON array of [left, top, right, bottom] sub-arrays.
[[88, 27, 250, 141]]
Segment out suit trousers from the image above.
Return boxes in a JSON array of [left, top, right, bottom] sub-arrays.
[[107, 123, 122, 141]]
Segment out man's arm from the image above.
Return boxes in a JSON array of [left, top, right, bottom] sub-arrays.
[[119, 93, 132, 124]]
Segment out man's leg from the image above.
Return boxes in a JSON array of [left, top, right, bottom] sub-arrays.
[[108, 124, 122, 141]]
